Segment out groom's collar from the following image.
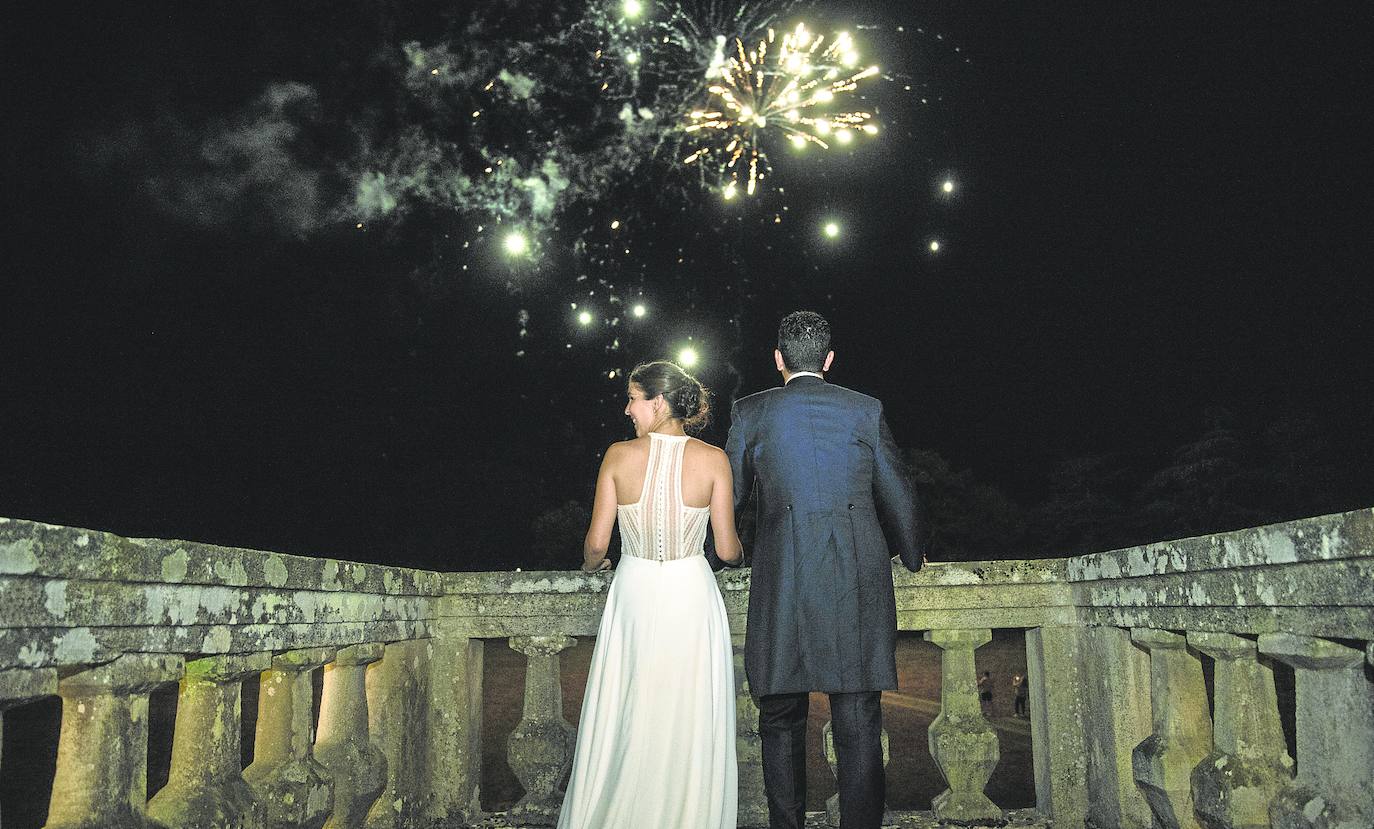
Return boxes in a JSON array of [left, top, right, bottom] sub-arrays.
[[785, 372, 825, 385]]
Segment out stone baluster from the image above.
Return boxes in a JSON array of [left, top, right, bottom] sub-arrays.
[[1077, 626, 1153, 829], [821, 717, 889, 826], [147, 653, 270, 829], [733, 633, 769, 827], [316, 644, 388, 829], [364, 639, 432, 829], [923, 628, 1002, 824], [506, 635, 577, 826], [422, 634, 484, 826], [244, 648, 336, 829], [1024, 626, 1091, 828], [2, 668, 58, 828], [42, 653, 183, 829], [1259, 633, 1374, 829], [1129, 628, 1212, 829], [1185, 632, 1292, 829]]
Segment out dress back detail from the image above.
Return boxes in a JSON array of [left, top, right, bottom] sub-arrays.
[[618, 433, 710, 562]]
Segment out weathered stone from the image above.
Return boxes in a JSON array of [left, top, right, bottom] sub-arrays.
[[1069, 509, 1374, 578], [506, 635, 577, 826], [440, 559, 1078, 640], [1075, 606, 1374, 642], [0, 577, 434, 630], [148, 653, 271, 829], [364, 638, 431, 829], [893, 565, 1076, 632], [43, 653, 183, 829], [822, 716, 889, 827], [1025, 626, 1089, 828], [422, 629, 485, 826], [733, 633, 768, 828], [923, 629, 1002, 825], [244, 648, 336, 829], [1259, 634, 1374, 829], [1130, 628, 1212, 829], [0, 666, 57, 703], [1066, 508, 1374, 642], [0, 519, 444, 596], [316, 644, 388, 829], [1186, 632, 1292, 829], [0, 620, 432, 671], [1077, 626, 1154, 829], [2, 505, 1373, 829]]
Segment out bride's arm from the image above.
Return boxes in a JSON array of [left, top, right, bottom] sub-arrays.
[[582, 445, 620, 572], [709, 448, 745, 565]]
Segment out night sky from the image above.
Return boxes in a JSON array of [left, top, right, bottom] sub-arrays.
[[4, 1, 1372, 571]]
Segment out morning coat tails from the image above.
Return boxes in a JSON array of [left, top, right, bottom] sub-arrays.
[[724, 375, 926, 696]]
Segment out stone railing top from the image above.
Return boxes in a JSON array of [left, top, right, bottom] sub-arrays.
[[440, 554, 1068, 596], [441, 563, 767, 596], [437, 555, 1076, 638], [0, 517, 440, 671], [0, 517, 444, 596], [3, 506, 1370, 658], [443, 568, 617, 596], [898, 556, 1069, 586], [1066, 507, 1373, 581]]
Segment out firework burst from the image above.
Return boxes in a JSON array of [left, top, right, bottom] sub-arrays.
[[681, 22, 880, 198]]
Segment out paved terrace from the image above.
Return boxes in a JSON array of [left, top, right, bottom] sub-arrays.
[[1, 508, 1371, 828]]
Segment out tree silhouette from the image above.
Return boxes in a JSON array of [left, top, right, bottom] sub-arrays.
[[1027, 454, 1135, 556], [909, 449, 1025, 561], [1134, 407, 1267, 540]]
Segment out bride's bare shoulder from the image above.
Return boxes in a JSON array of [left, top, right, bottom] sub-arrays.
[[603, 437, 648, 464], [685, 437, 727, 463]]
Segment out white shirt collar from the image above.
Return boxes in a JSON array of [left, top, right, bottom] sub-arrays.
[[785, 371, 825, 384]]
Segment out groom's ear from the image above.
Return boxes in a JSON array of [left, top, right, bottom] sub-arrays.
[[823, 350, 835, 372], [774, 349, 786, 372]]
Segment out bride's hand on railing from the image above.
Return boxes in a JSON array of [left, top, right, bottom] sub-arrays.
[[581, 557, 613, 574]]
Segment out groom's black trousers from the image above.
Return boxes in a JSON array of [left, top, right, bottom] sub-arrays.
[[758, 690, 884, 829]]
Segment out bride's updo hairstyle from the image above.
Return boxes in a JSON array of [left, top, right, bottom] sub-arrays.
[[630, 360, 712, 432]]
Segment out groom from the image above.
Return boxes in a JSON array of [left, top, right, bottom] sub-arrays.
[[722, 311, 927, 829]]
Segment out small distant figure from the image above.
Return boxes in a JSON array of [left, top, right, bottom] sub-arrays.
[[978, 670, 993, 713], [1013, 673, 1028, 717]]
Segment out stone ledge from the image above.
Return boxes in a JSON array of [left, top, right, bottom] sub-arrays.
[[441, 557, 1070, 598], [1076, 604, 1374, 643], [1067, 507, 1374, 580], [1072, 557, 1374, 610], [0, 576, 435, 628], [436, 563, 1076, 637], [0, 518, 444, 595], [0, 619, 432, 670]]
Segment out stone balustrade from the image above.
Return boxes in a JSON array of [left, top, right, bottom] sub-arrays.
[[2, 507, 1372, 828], [0, 518, 443, 829], [147, 652, 271, 829]]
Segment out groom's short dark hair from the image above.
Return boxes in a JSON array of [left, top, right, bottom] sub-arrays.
[[777, 311, 831, 372]]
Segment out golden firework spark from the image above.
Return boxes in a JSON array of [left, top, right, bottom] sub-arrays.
[[682, 23, 879, 198]]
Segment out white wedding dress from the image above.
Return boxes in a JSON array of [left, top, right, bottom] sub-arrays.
[[557, 432, 738, 829]]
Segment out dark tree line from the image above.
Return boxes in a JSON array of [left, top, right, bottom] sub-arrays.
[[910, 407, 1346, 561]]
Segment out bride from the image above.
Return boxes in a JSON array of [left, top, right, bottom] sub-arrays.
[[557, 360, 744, 829]]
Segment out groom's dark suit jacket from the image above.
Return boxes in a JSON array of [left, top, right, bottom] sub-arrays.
[[724, 375, 926, 696]]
